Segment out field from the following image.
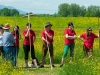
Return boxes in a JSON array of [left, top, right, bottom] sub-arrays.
[[0, 16, 100, 75]]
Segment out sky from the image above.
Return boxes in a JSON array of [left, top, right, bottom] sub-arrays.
[[0, 0, 100, 14]]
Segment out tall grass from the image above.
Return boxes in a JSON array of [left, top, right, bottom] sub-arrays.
[[0, 16, 100, 75]]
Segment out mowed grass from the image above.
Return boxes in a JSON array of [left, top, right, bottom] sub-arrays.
[[0, 16, 100, 75]]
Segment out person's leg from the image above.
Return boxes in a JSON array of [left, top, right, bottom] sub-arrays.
[[60, 45, 69, 66], [49, 43, 54, 67], [1, 46, 4, 61], [70, 44, 75, 62], [23, 45, 29, 67], [0, 46, 2, 56], [40, 44, 48, 67], [3, 47, 13, 66], [4, 47, 12, 61], [31, 46, 39, 68], [83, 46, 88, 57], [88, 48, 93, 58], [16, 46, 19, 57], [12, 46, 16, 66], [70, 44, 75, 57]]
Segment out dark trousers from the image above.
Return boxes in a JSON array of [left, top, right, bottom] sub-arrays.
[[23, 45, 36, 60]]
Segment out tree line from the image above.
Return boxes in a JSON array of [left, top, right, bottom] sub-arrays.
[[58, 3, 100, 17], [0, 8, 19, 16], [1, 3, 100, 17]]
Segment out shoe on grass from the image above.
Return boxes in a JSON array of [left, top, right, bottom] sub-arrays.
[[39, 65, 44, 68], [59, 64, 63, 67], [52, 65, 55, 67]]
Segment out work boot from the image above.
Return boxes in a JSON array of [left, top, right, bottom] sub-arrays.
[[40, 65, 44, 68]]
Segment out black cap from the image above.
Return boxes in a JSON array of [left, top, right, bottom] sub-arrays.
[[45, 22, 52, 28]]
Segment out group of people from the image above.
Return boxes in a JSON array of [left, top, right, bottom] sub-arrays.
[[0, 21, 99, 68], [0, 23, 20, 67]]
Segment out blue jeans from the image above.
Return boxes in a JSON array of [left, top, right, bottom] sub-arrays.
[[3, 46, 16, 66]]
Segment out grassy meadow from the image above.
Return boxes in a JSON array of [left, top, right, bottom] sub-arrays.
[[0, 16, 100, 75]]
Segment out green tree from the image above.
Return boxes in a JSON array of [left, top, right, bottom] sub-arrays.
[[58, 3, 70, 17], [86, 5, 100, 17], [95, 6, 100, 17], [80, 5, 86, 16], [0, 8, 10, 16], [10, 9, 19, 16], [69, 3, 80, 17], [0, 8, 19, 16]]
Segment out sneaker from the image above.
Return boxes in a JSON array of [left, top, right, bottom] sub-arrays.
[[59, 64, 63, 67], [36, 66, 39, 69], [40, 65, 44, 68], [26, 65, 28, 68], [52, 65, 55, 67]]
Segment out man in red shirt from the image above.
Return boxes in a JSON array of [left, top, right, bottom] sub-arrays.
[[23, 23, 39, 68], [40, 22, 54, 68], [60, 22, 76, 67], [78, 27, 99, 58]]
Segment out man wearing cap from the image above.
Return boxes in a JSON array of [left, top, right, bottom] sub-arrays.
[[40, 22, 54, 68], [2, 23, 15, 66]]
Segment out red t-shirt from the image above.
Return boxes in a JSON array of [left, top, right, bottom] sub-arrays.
[[12, 32, 19, 46], [80, 33, 98, 48], [23, 29, 36, 46], [64, 28, 76, 45], [41, 30, 54, 44]]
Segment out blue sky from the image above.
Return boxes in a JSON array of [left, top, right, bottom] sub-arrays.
[[0, 0, 100, 14]]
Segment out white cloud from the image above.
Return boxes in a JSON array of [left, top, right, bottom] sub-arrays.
[[32, 2, 50, 7]]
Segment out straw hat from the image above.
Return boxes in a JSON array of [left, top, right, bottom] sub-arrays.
[[3, 23, 10, 29]]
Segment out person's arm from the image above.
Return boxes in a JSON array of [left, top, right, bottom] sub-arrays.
[[42, 37, 49, 44], [77, 36, 84, 41], [8, 34, 15, 43], [33, 35, 36, 43], [25, 28, 30, 37], [98, 29, 100, 38], [44, 31, 53, 39], [65, 34, 76, 39]]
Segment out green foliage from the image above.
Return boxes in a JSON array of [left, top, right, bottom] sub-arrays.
[[0, 8, 19, 16], [58, 3, 100, 17]]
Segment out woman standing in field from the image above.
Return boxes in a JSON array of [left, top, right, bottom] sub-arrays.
[[60, 22, 76, 67], [23, 23, 39, 68], [78, 27, 100, 58], [12, 26, 21, 57]]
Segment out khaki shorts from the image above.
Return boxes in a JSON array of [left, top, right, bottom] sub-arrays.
[[42, 43, 53, 57], [83, 46, 93, 52]]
